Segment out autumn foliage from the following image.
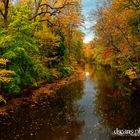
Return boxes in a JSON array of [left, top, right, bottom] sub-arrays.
[[92, 0, 140, 80], [0, 59, 14, 83], [0, 0, 83, 94]]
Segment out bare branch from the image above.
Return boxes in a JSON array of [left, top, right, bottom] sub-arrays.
[[30, 1, 77, 21], [0, 9, 4, 18]]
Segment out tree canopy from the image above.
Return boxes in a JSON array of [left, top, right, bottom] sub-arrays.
[[0, 0, 84, 95]]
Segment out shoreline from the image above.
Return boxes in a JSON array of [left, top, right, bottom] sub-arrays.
[[0, 66, 85, 116]]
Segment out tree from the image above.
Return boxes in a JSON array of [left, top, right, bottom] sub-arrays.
[[0, 6, 50, 93], [0, 0, 83, 95], [92, 0, 140, 79], [0, 0, 10, 27]]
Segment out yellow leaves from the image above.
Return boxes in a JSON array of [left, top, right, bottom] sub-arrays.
[[0, 95, 6, 104], [125, 69, 137, 80], [54, 0, 81, 28], [51, 68, 61, 79], [0, 69, 15, 75], [53, 0, 79, 8], [0, 58, 10, 65], [0, 58, 15, 83], [0, 69, 15, 83], [0, 77, 12, 83], [0, 1, 4, 9], [35, 31, 60, 41], [55, 1, 64, 8], [35, 24, 60, 46], [35, 29, 60, 48]]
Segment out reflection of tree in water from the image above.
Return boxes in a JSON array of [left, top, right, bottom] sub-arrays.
[[94, 67, 140, 139], [95, 92, 132, 130], [57, 80, 85, 102], [89, 64, 133, 95], [0, 81, 84, 140]]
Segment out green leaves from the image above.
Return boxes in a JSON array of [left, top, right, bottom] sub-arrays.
[[0, 6, 42, 94], [59, 66, 73, 77], [3, 51, 17, 59], [0, 1, 83, 95]]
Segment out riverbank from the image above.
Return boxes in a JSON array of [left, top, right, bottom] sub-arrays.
[[0, 66, 85, 116]]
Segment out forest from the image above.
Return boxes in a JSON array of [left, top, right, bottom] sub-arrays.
[[0, 0, 84, 100], [0, 0, 140, 102], [0, 0, 140, 139], [91, 0, 140, 82]]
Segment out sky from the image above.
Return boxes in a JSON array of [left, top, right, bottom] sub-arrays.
[[81, 0, 102, 43]]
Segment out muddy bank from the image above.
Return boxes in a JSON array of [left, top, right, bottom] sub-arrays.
[[0, 66, 85, 116]]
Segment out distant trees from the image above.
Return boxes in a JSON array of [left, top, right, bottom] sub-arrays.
[[92, 0, 140, 80]]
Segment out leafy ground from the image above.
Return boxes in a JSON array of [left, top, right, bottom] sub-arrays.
[[0, 65, 85, 116]]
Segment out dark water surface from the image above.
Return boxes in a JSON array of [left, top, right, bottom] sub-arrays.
[[0, 65, 140, 140]]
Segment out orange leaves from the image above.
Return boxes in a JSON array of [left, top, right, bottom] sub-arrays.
[[0, 69, 15, 75], [0, 58, 10, 65], [0, 58, 15, 83], [93, 0, 140, 71], [0, 69, 15, 82], [59, 13, 80, 28], [55, 0, 79, 7], [0, 77, 12, 83], [0, 69, 15, 83], [54, 0, 81, 27], [119, 42, 131, 53], [55, 0, 75, 8], [102, 48, 113, 59]]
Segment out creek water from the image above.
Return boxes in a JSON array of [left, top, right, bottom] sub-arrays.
[[0, 64, 140, 140]]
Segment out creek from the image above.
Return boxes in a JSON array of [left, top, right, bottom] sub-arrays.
[[0, 64, 140, 140]]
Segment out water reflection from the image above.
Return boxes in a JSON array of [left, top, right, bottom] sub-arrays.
[[0, 64, 140, 140], [0, 81, 85, 140], [76, 68, 110, 140], [93, 65, 140, 139]]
